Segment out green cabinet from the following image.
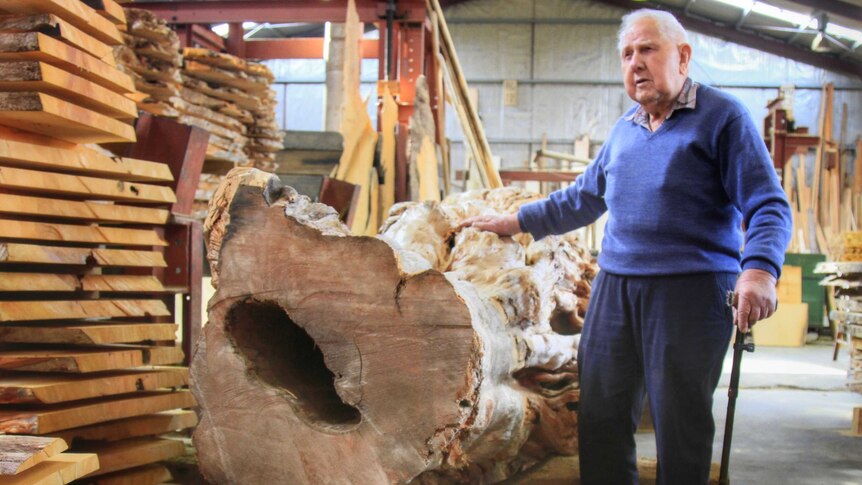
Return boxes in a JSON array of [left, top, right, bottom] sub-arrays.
[[783, 253, 827, 329]]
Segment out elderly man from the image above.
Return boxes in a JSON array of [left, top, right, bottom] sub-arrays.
[[463, 8, 792, 485]]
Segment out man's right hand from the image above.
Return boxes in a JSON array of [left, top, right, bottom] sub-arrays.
[[459, 214, 522, 236]]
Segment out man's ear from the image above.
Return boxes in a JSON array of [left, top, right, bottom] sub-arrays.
[[678, 43, 692, 75]]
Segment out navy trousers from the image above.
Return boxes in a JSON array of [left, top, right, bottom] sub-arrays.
[[577, 271, 736, 485]]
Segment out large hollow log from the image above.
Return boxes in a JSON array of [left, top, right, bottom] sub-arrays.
[[193, 168, 597, 484]]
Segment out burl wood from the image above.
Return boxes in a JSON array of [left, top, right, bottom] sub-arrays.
[[193, 169, 596, 484]]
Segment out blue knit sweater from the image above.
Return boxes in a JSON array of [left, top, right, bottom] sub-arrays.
[[518, 83, 792, 278]]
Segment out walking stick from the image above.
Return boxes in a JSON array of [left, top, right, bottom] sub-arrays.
[[719, 292, 755, 485]]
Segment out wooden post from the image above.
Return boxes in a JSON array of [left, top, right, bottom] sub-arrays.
[[853, 407, 862, 436]]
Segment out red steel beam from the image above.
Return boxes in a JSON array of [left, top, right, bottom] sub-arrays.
[[133, 1, 426, 24], [244, 38, 379, 59]]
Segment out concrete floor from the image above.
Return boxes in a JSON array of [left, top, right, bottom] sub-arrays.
[[508, 341, 862, 484]]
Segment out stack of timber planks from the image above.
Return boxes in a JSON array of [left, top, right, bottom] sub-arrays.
[[815, 261, 862, 394], [181, 47, 279, 171], [0, 2, 196, 482], [0, 0, 136, 143], [0, 435, 99, 484], [116, 8, 182, 119]]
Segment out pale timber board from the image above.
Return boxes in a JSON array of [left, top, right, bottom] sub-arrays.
[[0, 0, 123, 46], [0, 126, 169, 181], [0, 220, 167, 246], [0, 166, 176, 203], [0, 453, 99, 485], [0, 349, 144, 374], [183, 61, 268, 92], [0, 273, 78, 292], [0, 391, 195, 434], [0, 194, 169, 225], [0, 323, 178, 346], [55, 410, 197, 443], [90, 464, 172, 485], [0, 435, 67, 475], [0, 92, 135, 144], [0, 244, 167, 267], [81, 275, 166, 292], [0, 14, 115, 65], [81, 0, 126, 26], [0, 368, 189, 404], [78, 437, 185, 476], [183, 47, 273, 80], [0, 33, 132, 94], [0, 62, 136, 119], [0, 299, 171, 322]]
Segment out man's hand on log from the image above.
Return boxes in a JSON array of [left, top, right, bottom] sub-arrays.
[[459, 214, 522, 236], [732, 268, 777, 333]]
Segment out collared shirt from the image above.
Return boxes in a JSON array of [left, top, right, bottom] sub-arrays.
[[624, 77, 698, 131]]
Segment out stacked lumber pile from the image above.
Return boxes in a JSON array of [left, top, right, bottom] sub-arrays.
[[181, 47, 279, 170], [0, 435, 98, 484], [0, 0, 136, 143], [115, 8, 182, 119], [833, 232, 862, 262], [0, 3, 196, 482], [815, 261, 862, 395]]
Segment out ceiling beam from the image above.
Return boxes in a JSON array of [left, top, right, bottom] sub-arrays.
[[132, 0, 426, 24], [785, 0, 862, 22], [594, 0, 862, 80], [245, 38, 379, 59]]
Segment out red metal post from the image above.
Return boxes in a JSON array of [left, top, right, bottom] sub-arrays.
[[226, 22, 246, 58]]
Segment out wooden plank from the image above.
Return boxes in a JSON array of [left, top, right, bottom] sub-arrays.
[[0, 299, 170, 322], [55, 410, 197, 443], [81, 0, 126, 26], [0, 61, 136, 119], [0, 273, 78, 292], [0, 92, 135, 144], [0, 220, 167, 246], [0, 436, 67, 475], [0, 194, 169, 225], [0, 368, 188, 404], [0, 126, 171, 182], [0, 14, 115, 65], [0, 0, 123, 46], [0, 166, 176, 204], [0, 33, 132, 94], [78, 437, 184, 476], [0, 244, 167, 267], [183, 47, 273, 80], [0, 453, 99, 485], [91, 464, 172, 485], [0, 349, 144, 374], [0, 323, 178, 346], [0, 391, 195, 434], [82, 275, 166, 292], [183, 60, 268, 92], [853, 407, 862, 436]]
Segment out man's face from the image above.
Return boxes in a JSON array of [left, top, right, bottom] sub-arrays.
[[619, 19, 688, 110]]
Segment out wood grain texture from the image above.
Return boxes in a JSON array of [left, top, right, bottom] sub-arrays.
[[0, 0, 123, 46], [0, 299, 170, 322], [0, 391, 195, 434], [0, 273, 78, 292], [194, 170, 594, 483], [0, 32, 133, 93], [55, 410, 197, 443], [0, 220, 166, 246], [0, 14, 115, 64], [0, 61, 136, 119], [0, 243, 167, 267], [0, 453, 99, 485], [0, 368, 188, 404], [0, 125, 170, 181], [0, 323, 178, 345], [76, 437, 184, 476], [0, 194, 169, 225], [0, 166, 175, 203], [90, 464, 172, 485], [0, 92, 134, 144], [0, 435, 67, 475], [82, 0, 126, 26]]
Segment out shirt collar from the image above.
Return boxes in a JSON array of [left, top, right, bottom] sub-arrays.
[[625, 77, 698, 130]]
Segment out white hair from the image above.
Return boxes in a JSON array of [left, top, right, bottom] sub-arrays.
[[617, 9, 688, 51]]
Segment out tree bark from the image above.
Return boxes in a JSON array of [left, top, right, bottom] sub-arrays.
[[193, 168, 596, 484]]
